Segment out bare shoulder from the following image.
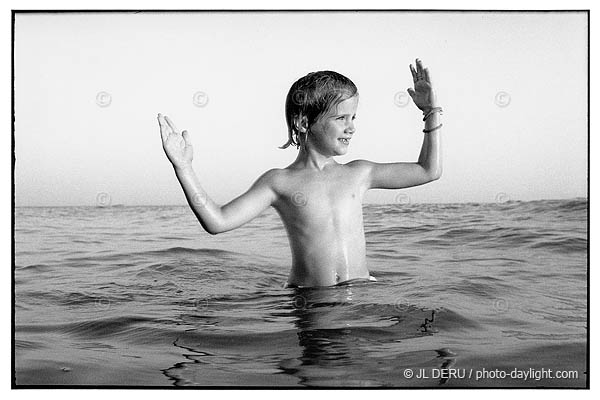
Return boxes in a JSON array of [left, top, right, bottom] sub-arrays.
[[255, 168, 288, 191], [345, 159, 375, 177], [256, 168, 283, 182], [344, 159, 374, 188]]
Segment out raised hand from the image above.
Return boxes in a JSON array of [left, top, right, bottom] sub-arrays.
[[407, 58, 438, 112], [158, 113, 193, 171]]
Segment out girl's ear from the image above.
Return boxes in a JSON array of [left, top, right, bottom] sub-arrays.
[[294, 115, 309, 133]]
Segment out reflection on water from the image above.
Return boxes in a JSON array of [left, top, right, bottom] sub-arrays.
[[162, 283, 461, 387], [276, 285, 455, 386], [160, 281, 586, 387]]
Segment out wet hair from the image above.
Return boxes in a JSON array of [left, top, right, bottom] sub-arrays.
[[280, 71, 358, 149]]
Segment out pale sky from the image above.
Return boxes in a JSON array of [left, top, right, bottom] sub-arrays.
[[14, 11, 588, 206]]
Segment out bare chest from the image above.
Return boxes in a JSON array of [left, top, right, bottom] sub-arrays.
[[274, 167, 367, 226]]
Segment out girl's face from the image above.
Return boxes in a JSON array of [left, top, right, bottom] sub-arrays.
[[308, 95, 358, 156]]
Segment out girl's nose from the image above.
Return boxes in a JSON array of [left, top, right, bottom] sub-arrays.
[[346, 121, 355, 134]]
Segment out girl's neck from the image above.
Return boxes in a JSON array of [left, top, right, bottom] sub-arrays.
[[293, 143, 337, 171]]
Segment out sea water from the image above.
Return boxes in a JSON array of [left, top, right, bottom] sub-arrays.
[[14, 199, 588, 387]]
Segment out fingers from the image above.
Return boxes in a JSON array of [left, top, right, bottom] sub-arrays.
[[157, 113, 169, 141], [410, 63, 417, 83], [411, 58, 426, 84], [424, 67, 432, 85], [412, 58, 433, 85], [182, 130, 192, 145], [416, 58, 423, 77], [164, 115, 178, 133], [407, 88, 416, 99]]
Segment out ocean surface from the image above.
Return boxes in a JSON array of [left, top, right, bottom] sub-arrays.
[[14, 199, 588, 387]]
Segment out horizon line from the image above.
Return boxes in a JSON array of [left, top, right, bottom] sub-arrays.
[[13, 196, 588, 208]]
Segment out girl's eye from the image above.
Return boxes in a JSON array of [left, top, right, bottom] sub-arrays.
[[337, 116, 345, 120]]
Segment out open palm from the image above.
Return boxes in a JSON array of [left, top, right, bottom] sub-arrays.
[[407, 58, 438, 112], [158, 114, 193, 170]]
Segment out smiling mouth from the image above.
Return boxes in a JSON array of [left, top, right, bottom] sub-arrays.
[[338, 138, 350, 145]]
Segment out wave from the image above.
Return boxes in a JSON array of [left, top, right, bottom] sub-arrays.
[[17, 315, 177, 344], [60, 246, 246, 264], [529, 236, 588, 253]]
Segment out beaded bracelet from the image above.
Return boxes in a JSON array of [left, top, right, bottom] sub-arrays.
[[423, 123, 443, 134], [423, 107, 443, 121]]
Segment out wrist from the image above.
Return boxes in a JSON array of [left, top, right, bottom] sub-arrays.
[[423, 122, 442, 134], [174, 164, 194, 175], [424, 112, 440, 125], [423, 106, 443, 122]]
